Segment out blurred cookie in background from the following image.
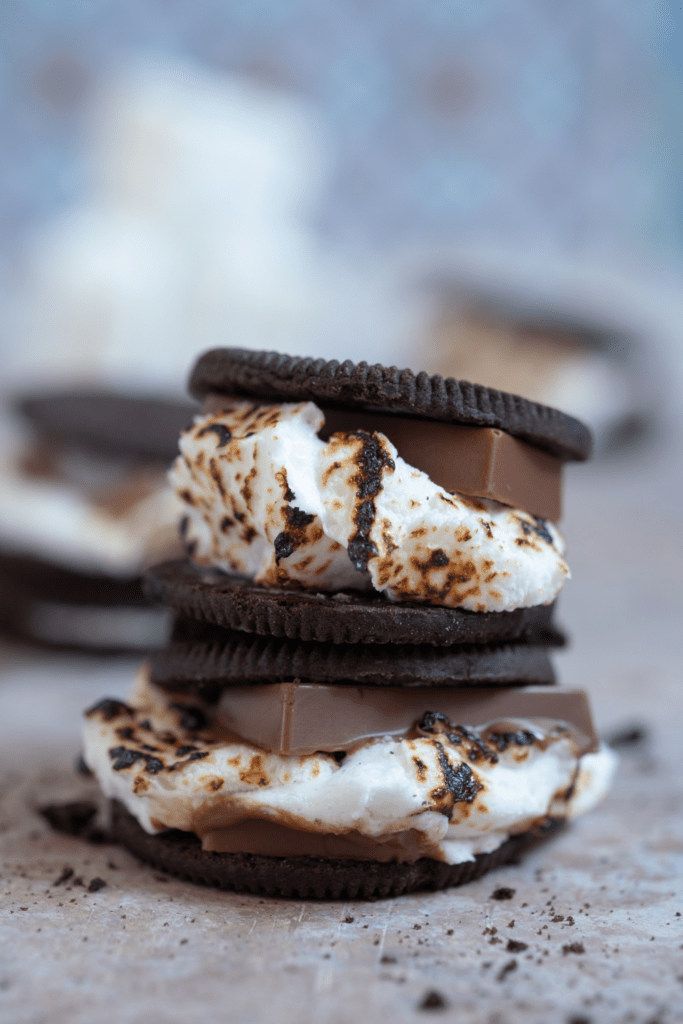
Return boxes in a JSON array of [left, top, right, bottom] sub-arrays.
[[421, 282, 654, 458], [0, 390, 196, 652]]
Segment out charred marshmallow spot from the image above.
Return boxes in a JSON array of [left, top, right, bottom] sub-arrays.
[[345, 431, 395, 575]]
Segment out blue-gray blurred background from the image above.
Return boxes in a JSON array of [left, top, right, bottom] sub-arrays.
[[1, 0, 682, 436], [1, 0, 679, 258]]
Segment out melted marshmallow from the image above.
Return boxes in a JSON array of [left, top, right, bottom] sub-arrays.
[[82, 669, 616, 865], [0, 467, 183, 575], [170, 401, 569, 612]]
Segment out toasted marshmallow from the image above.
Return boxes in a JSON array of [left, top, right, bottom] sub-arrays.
[[170, 401, 569, 611], [83, 668, 616, 865]]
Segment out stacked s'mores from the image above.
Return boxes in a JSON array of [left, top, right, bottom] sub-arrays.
[[83, 349, 616, 898]]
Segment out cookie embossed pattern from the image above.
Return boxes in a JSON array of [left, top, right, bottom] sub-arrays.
[[81, 349, 616, 897]]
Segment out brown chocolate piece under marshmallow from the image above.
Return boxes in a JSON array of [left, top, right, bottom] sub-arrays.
[[202, 394, 563, 521], [185, 682, 597, 755], [110, 800, 564, 898]]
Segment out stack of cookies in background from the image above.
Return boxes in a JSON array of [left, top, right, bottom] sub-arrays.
[[82, 349, 616, 898], [0, 390, 194, 652]]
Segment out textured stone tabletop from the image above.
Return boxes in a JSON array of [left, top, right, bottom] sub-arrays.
[[1, 438, 682, 1024]]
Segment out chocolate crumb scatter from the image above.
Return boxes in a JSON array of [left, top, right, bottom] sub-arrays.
[[491, 887, 516, 901], [418, 990, 449, 1011], [347, 431, 395, 574], [562, 942, 585, 955], [87, 878, 106, 893], [496, 959, 518, 982]]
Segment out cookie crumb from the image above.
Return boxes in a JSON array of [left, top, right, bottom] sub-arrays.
[[491, 887, 516, 901], [418, 990, 448, 1011], [562, 942, 585, 955], [606, 724, 647, 748], [87, 878, 106, 893], [506, 939, 528, 953], [496, 959, 517, 982]]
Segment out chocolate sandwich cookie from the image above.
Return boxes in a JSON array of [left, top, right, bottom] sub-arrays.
[[19, 390, 196, 462], [144, 560, 560, 646], [0, 552, 168, 653], [189, 348, 591, 462], [0, 389, 196, 652], [111, 800, 563, 899], [170, 349, 579, 632], [149, 616, 560, 697], [76, 347, 616, 898]]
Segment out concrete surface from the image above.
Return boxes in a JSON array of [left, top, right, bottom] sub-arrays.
[[1, 437, 682, 1024]]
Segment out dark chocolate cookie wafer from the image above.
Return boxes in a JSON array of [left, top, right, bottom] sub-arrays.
[[189, 348, 591, 461], [111, 800, 563, 899], [144, 559, 558, 647], [19, 390, 197, 462], [149, 616, 558, 697], [0, 553, 169, 653]]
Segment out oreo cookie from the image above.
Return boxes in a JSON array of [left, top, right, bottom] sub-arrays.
[[144, 559, 559, 647], [0, 389, 196, 652], [18, 390, 196, 462], [111, 800, 563, 899], [0, 552, 170, 653], [149, 616, 558, 697], [189, 348, 591, 461], [72, 348, 610, 899]]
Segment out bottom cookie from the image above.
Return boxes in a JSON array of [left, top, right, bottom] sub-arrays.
[[111, 801, 563, 900]]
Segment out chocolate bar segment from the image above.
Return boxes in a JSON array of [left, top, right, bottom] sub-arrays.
[[191, 348, 592, 461], [203, 394, 562, 520], [321, 408, 562, 521], [206, 683, 597, 755]]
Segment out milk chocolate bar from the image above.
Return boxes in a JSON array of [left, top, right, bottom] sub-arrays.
[[210, 683, 596, 755], [203, 394, 562, 520], [320, 408, 562, 521]]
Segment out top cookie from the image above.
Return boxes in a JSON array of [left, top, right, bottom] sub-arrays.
[[188, 348, 591, 462]]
